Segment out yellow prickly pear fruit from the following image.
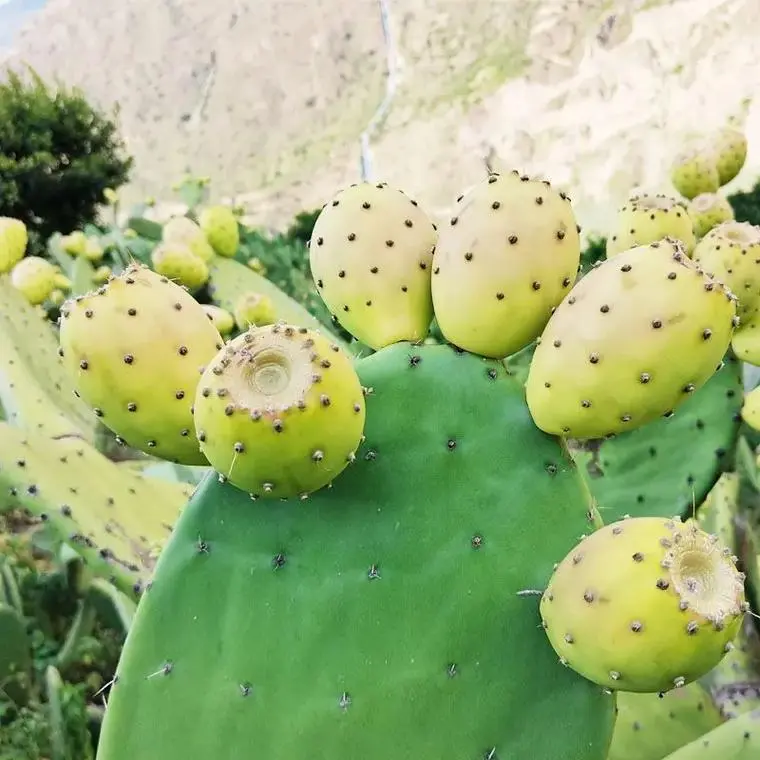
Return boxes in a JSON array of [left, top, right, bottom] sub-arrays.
[[61, 231, 87, 257], [162, 216, 215, 262], [526, 239, 737, 439], [151, 241, 209, 292], [83, 237, 105, 262], [692, 222, 760, 320], [92, 265, 112, 285], [233, 291, 276, 329], [309, 182, 438, 350], [432, 170, 581, 359], [202, 304, 235, 335], [49, 289, 66, 306], [606, 194, 695, 257], [687, 193, 735, 239], [0, 217, 28, 274], [10, 256, 58, 305], [539, 516, 746, 694], [193, 323, 366, 498], [199, 205, 239, 257], [671, 149, 720, 200], [709, 127, 748, 186], [731, 311, 760, 365], [58, 263, 224, 464], [741, 385, 760, 431], [246, 257, 266, 275], [53, 273, 73, 291]]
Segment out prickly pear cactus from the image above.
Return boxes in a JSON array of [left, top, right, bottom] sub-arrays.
[[710, 127, 748, 187], [431, 170, 580, 359], [661, 707, 760, 758], [671, 149, 720, 200], [0, 216, 28, 274], [162, 216, 214, 261], [11, 255, 58, 305], [199, 205, 240, 257], [688, 194, 735, 239], [202, 304, 235, 336], [95, 342, 615, 760], [732, 312, 760, 366], [0, 602, 32, 705], [150, 241, 210, 291], [233, 291, 276, 329]]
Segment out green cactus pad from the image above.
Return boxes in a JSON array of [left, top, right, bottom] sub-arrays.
[[661, 707, 760, 758], [96, 342, 615, 760], [0, 602, 32, 705], [571, 356, 742, 522], [233, 291, 277, 329], [687, 193, 735, 239], [432, 170, 581, 359]]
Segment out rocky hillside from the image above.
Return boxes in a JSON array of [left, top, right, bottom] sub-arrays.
[[3, 0, 760, 234]]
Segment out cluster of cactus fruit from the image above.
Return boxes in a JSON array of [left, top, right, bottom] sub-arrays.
[[2, 122, 760, 759]]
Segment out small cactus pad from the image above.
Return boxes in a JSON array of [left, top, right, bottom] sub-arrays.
[[711, 127, 748, 187], [309, 181, 438, 350], [688, 193, 735, 239], [671, 149, 721, 200], [526, 240, 737, 439], [150, 241, 210, 291], [96, 342, 615, 760], [540, 516, 747, 693], [0, 216, 28, 274], [233, 291, 277, 329], [606, 194, 696, 257], [162, 216, 215, 261], [193, 324, 365, 497], [58, 264, 224, 464], [660, 707, 759, 759], [431, 170, 581, 359], [199, 205, 240, 257], [10, 255, 58, 305]]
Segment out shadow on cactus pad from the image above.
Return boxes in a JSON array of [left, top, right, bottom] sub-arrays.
[[96, 342, 615, 760]]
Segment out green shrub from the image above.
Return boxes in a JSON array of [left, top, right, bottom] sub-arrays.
[[727, 179, 760, 226], [0, 67, 133, 244]]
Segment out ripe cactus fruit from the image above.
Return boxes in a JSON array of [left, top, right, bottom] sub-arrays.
[[431, 170, 581, 359], [606, 194, 696, 257], [199, 205, 240, 257], [687, 193, 735, 239], [233, 290, 276, 329], [526, 240, 737, 439], [692, 222, 760, 320], [710, 127, 748, 186], [202, 304, 235, 335], [163, 216, 215, 262], [193, 323, 365, 497], [0, 216, 28, 274], [671, 149, 721, 200], [58, 263, 224, 464], [150, 241, 210, 291], [61, 230, 87, 257], [309, 181, 438, 350], [10, 255, 58, 305], [540, 516, 747, 694]]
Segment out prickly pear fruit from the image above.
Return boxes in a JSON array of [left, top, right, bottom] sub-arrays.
[[309, 182, 437, 350], [83, 237, 105, 262], [202, 304, 235, 336], [540, 516, 747, 693], [742, 385, 760, 432], [692, 222, 760, 320], [58, 263, 224, 464], [10, 256, 58, 305], [163, 216, 214, 262], [432, 171, 581, 358], [247, 256, 266, 275], [710, 127, 748, 186], [233, 290, 276, 329], [671, 149, 720, 200], [0, 217, 28, 274], [61, 230, 87, 257], [199, 205, 239, 257], [526, 240, 737, 439], [193, 323, 365, 498], [151, 242, 209, 291], [606, 194, 695, 257], [687, 193, 735, 238], [49, 289, 66, 307], [732, 312, 760, 365], [52, 273, 72, 292], [93, 265, 112, 285]]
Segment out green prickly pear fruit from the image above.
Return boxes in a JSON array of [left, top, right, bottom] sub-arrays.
[[151, 241, 210, 292], [202, 304, 235, 335], [163, 216, 215, 262], [193, 323, 366, 497], [58, 263, 224, 465], [93, 265, 113, 285], [687, 193, 735, 238], [49, 289, 66, 307], [692, 222, 760, 320], [432, 170, 581, 359], [83, 236, 105, 262], [10, 255, 58, 305], [60, 230, 87, 257], [526, 239, 737, 439], [540, 516, 747, 694], [0, 216, 28, 274], [671, 149, 721, 200], [710, 127, 748, 186], [199, 205, 240, 257], [741, 385, 760, 431], [732, 313, 760, 365], [606, 194, 695, 257], [309, 181, 438, 350], [233, 290, 276, 329]]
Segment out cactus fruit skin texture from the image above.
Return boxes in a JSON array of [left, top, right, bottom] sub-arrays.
[[732, 311, 760, 365], [95, 342, 615, 760], [150, 241, 210, 291], [432, 170, 581, 359], [661, 707, 760, 759], [11, 255, 58, 304], [193, 324, 365, 498], [202, 303, 235, 335], [526, 240, 737, 439], [309, 182, 438, 350], [199, 205, 240, 257], [606, 194, 696, 257], [671, 149, 721, 200], [162, 216, 215, 262], [233, 290, 277, 329], [0, 216, 28, 273], [688, 193, 735, 239], [58, 264, 224, 465], [541, 516, 747, 694], [711, 127, 748, 187]]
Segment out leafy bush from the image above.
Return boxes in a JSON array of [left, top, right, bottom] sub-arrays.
[[0, 67, 133, 243], [727, 179, 760, 226]]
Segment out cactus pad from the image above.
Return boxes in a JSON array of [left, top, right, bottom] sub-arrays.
[[96, 342, 615, 760], [199, 205, 240, 257], [661, 707, 760, 758], [162, 216, 214, 262], [150, 242, 210, 291], [688, 193, 735, 239], [233, 291, 276, 329], [671, 149, 720, 200], [202, 304, 235, 336], [732, 312, 760, 365]]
